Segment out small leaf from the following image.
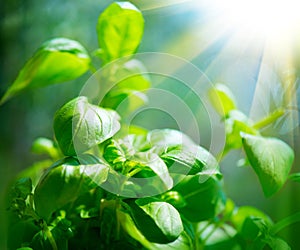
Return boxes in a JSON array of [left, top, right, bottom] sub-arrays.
[[97, 2, 144, 63], [225, 110, 258, 150], [53, 96, 120, 156], [160, 191, 187, 208], [240, 217, 266, 240], [1, 38, 90, 104], [11, 177, 32, 200], [101, 60, 151, 115], [241, 133, 294, 197], [239, 217, 270, 249], [101, 89, 148, 115], [147, 129, 195, 155], [128, 198, 183, 243], [231, 206, 273, 232], [209, 83, 237, 117], [266, 237, 291, 250], [103, 135, 149, 167], [31, 137, 59, 159], [288, 172, 300, 183], [133, 152, 173, 190], [109, 59, 151, 91], [161, 145, 220, 176]]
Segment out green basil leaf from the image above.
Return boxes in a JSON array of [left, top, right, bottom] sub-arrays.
[[172, 175, 226, 222], [147, 129, 196, 155], [161, 145, 220, 176], [151, 232, 193, 250], [117, 209, 153, 249], [10, 177, 32, 200], [240, 217, 264, 240], [97, 2, 144, 63], [123, 134, 150, 152], [129, 198, 183, 243], [33, 156, 109, 221], [225, 110, 258, 150], [231, 206, 273, 232], [7, 220, 38, 250], [103, 135, 149, 168], [110, 59, 151, 91], [160, 191, 187, 208], [101, 89, 148, 115], [288, 172, 300, 183], [31, 137, 59, 159], [133, 152, 173, 190], [265, 237, 291, 250], [100, 60, 150, 115], [200, 223, 241, 250], [241, 133, 294, 197], [53, 96, 120, 156], [209, 83, 237, 117], [103, 139, 129, 167], [1, 38, 90, 104]]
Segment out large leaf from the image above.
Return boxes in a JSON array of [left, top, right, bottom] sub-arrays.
[[33, 156, 109, 221], [1, 38, 90, 104], [128, 198, 183, 244], [172, 175, 225, 222], [117, 209, 153, 249], [97, 2, 144, 63], [161, 145, 220, 176], [209, 83, 237, 117], [241, 133, 294, 197], [53, 96, 120, 156]]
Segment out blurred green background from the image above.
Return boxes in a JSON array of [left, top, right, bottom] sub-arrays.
[[1, 0, 299, 248]]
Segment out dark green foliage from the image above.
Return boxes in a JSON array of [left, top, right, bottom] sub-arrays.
[[2, 2, 296, 250]]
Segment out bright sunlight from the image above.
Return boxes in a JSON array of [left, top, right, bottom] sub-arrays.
[[207, 0, 300, 45]]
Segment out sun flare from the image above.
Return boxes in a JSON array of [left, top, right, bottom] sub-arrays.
[[206, 0, 300, 48]]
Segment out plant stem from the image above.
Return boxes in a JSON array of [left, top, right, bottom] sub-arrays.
[[42, 221, 58, 250], [115, 199, 121, 240], [253, 108, 285, 130], [271, 211, 300, 235], [128, 168, 142, 177]]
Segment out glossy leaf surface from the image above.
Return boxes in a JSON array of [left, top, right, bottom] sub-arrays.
[[172, 175, 225, 222], [54, 96, 120, 156], [33, 156, 108, 221], [209, 83, 237, 117], [97, 2, 144, 63], [129, 198, 183, 243], [161, 145, 220, 176], [241, 133, 294, 197], [1, 38, 90, 104]]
